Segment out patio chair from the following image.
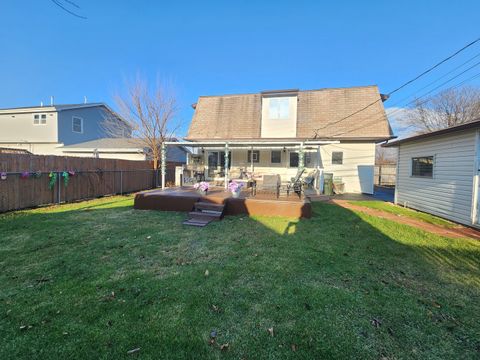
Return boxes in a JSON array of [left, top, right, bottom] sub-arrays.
[[256, 174, 281, 198], [303, 169, 318, 189], [286, 169, 305, 198]]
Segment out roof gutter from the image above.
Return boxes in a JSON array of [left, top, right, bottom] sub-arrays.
[[164, 140, 340, 147]]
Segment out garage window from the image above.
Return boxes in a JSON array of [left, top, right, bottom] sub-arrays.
[[411, 156, 433, 178]]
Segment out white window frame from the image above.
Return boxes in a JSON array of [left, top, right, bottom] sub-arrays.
[[248, 150, 260, 163], [72, 116, 84, 134], [410, 155, 434, 178], [33, 114, 47, 125], [268, 97, 290, 120], [331, 151, 343, 165]]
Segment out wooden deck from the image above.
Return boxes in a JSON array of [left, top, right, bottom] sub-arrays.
[[134, 187, 312, 219]]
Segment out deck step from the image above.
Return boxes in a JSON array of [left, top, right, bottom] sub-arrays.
[[182, 218, 212, 227], [184, 201, 225, 227], [194, 202, 225, 212], [190, 210, 222, 217]]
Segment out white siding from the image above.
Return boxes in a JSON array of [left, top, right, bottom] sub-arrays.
[[220, 142, 376, 193], [321, 143, 375, 194], [261, 96, 297, 138], [0, 142, 63, 155], [395, 129, 476, 226], [0, 112, 58, 143]]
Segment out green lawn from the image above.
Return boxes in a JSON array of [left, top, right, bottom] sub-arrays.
[[350, 200, 457, 228], [0, 196, 479, 359]]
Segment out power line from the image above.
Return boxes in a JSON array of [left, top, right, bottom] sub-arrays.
[[387, 51, 480, 107], [387, 36, 480, 96], [50, 0, 87, 19], [383, 58, 480, 112], [313, 36, 480, 137], [331, 69, 480, 138]]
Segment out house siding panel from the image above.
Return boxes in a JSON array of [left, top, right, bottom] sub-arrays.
[[0, 112, 58, 143], [218, 142, 375, 194], [57, 107, 128, 145], [395, 129, 476, 226]]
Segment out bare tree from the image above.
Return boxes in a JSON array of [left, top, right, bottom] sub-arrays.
[[375, 145, 397, 165], [405, 86, 480, 133], [111, 76, 179, 170]]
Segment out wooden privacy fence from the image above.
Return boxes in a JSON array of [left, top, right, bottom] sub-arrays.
[[374, 164, 396, 187], [0, 154, 177, 213]]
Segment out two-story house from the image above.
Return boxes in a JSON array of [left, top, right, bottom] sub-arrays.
[[0, 103, 131, 155], [168, 85, 393, 194]]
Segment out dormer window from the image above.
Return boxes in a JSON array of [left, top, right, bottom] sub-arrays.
[[261, 91, 298, 138], [269, 97, 290, 120]]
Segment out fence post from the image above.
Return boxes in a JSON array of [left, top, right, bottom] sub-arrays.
[[120, 171, 123, 195], [57, 171, 61, 204]]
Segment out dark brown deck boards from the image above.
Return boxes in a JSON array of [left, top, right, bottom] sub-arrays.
[[134, 187, 312, 219]]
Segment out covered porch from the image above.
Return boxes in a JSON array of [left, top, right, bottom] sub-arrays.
[[161, 139, 339, 194]]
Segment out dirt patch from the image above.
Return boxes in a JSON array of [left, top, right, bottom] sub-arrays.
[[330, 200, 480, 240]]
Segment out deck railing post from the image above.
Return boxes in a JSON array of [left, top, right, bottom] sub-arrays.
[[57, 171, 61, 204]]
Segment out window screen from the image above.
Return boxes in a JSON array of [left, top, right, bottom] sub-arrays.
[[72, 117, 83, 133], [289, 152, 299, 167], [412, 156, 433, 177], [271, 150, 281, 164], [332, 151, 343, 165], [268, 97, 290, 120]]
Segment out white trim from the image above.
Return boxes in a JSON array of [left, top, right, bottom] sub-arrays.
[[72, 116, 84, 134], [471, 130, 480, 225], [164, 140, 340, 146], [33, 113, 47, 126], [394, 145, 400, 204]]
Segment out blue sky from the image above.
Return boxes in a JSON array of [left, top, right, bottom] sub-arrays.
[[1, 0, 480, 136]]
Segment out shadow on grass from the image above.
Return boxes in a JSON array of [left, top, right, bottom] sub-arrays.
[[0, 198, 479, 359]]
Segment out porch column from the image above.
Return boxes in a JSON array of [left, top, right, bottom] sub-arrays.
[[250, 146, 254, 172], [224, 142, 229, 190], [298, 142, 305, 171], [161, 141, 166, 190], [316, 145, 321, 191]]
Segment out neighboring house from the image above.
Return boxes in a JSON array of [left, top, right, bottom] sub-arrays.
[[62, 137, 188, 163], [175, 86, 393, 194], [384, 119, 480, 227], [0, 103, 131, 155]]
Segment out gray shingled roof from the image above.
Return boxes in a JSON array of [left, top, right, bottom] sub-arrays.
[[186, 85, 393, 141]]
